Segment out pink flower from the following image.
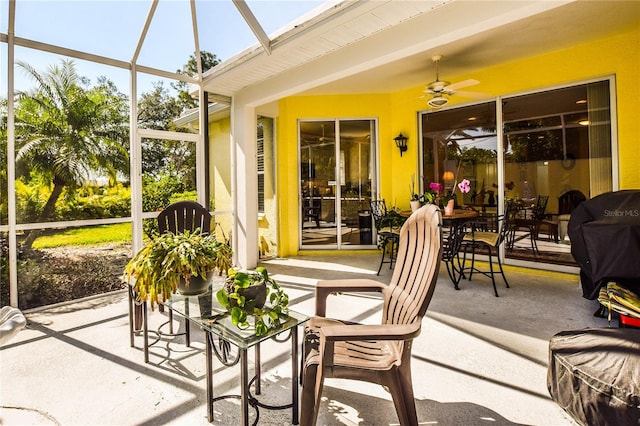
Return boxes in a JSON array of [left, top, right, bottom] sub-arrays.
[[457, 179, 471, 194], [429, 182, 442, 192]]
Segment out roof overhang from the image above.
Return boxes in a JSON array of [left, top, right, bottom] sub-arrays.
[[202, 0, 640, 107]]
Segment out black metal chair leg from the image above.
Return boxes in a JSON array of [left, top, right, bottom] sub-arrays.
[[468, 243, 476, 281], [496, 252, 510, 289], [488, 250, 499, 297], [445, 261, 461, 289], [389, 237, 398, 270], [376, 239, 387, 275]]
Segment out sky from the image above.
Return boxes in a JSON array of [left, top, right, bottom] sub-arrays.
[[1, 0, 326, 96]]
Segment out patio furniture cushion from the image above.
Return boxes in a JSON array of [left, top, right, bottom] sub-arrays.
[[547, 328, 640, 426], [598, 282, 640, 322]]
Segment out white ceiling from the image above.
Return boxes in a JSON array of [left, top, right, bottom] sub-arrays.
[[202, 0, 640, 102]]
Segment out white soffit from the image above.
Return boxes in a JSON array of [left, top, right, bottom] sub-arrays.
[[202, 0, 451, 96], [202, 0, 639, 103]]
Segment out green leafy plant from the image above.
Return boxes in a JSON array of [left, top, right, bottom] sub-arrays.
[[122, 229, 232, 309], [216, 267, 289, 337]]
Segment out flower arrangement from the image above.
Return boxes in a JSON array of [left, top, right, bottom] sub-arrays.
[[444, 178, 471, 203], [410, 174, 443, 205], [410, 173, 471, 207], [422, 182, 442, 204], [423, 179, 471, 207]]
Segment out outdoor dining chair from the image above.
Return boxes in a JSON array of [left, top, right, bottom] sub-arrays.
[[370, 200, 403, 275], [300, 203, 442, 426], [511, 195, 549, 254], [440, 215, 468, 289], [129, 200, 212, 352], [0, 306, 26, 345], [540, 190, 586, 242], [458, 201, 515, 297]]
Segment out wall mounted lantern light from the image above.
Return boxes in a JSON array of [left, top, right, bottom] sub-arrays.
[[394, 133, 408, 157]]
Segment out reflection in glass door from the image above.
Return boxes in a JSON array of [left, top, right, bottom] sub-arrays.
[[299, 120, 375, 248]]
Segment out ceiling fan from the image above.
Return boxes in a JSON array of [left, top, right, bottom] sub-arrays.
[[318, 124, 334, 142], [423, 55, 482, 108]]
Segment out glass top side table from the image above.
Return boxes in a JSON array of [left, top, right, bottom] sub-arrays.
[[159, 287, 309, 425]]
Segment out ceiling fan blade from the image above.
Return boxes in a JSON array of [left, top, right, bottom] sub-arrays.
[[445, 79, 480, 92], [454, 90, 486, 99]]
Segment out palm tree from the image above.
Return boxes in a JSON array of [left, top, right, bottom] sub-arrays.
[[14, 60, 129, 248]]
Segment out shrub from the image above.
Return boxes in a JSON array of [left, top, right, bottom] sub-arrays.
[[57, 185, 131, 220], [15, 247, 129, 310], [141, 172, 192, 238]]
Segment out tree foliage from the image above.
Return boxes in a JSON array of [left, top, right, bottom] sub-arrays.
[[172, 51, 219, 110], [137, 81, 182, 131], [4, 52, 215, 242], [13, 60, 129, 246], [0, 97, 7, 224]]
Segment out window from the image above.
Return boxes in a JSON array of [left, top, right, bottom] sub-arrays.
[[257, 122, 265, 213]]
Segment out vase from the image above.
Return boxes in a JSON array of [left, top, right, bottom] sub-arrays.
[[444, 199, 455, 216], [410, 200, 421, 212]]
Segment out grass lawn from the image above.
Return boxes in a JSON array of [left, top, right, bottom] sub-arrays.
[[33, 223, 132, 249]]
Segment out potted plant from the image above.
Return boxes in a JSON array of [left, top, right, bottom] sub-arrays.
[[216, 267, 289, 337], [122, 229, 233, 309], [442, 179, 471, 215]]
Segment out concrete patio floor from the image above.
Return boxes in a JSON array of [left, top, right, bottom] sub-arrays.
[[1, 253, 609, 425]]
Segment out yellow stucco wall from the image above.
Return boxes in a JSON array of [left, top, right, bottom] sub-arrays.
[[276, 26, 639, 257], [208, 116, 279, 258], [208, 118, 233, 243]]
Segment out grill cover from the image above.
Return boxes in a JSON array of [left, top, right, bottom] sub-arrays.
[[548, 328, 640, 426], [568, 190, 640, 299]]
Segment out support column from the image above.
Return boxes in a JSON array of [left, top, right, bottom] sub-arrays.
[[231, 101, 259, 269]]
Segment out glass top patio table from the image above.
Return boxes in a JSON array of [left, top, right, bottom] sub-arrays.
[[163, 287, 309, 350], [160, 284, 309, 425]]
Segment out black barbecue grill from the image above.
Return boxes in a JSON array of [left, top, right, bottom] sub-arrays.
[[568, 190, 640, 300]]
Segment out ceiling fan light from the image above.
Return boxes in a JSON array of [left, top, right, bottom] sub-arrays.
[[428, 96, 449, 108]]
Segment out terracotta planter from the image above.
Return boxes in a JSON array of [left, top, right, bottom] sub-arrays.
[[444, 199, 455, 216]]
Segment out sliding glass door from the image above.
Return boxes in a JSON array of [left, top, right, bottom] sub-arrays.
[[299, 119, 376, 248], [420, 79, 614, 269], [502, 80, 612, 265]]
